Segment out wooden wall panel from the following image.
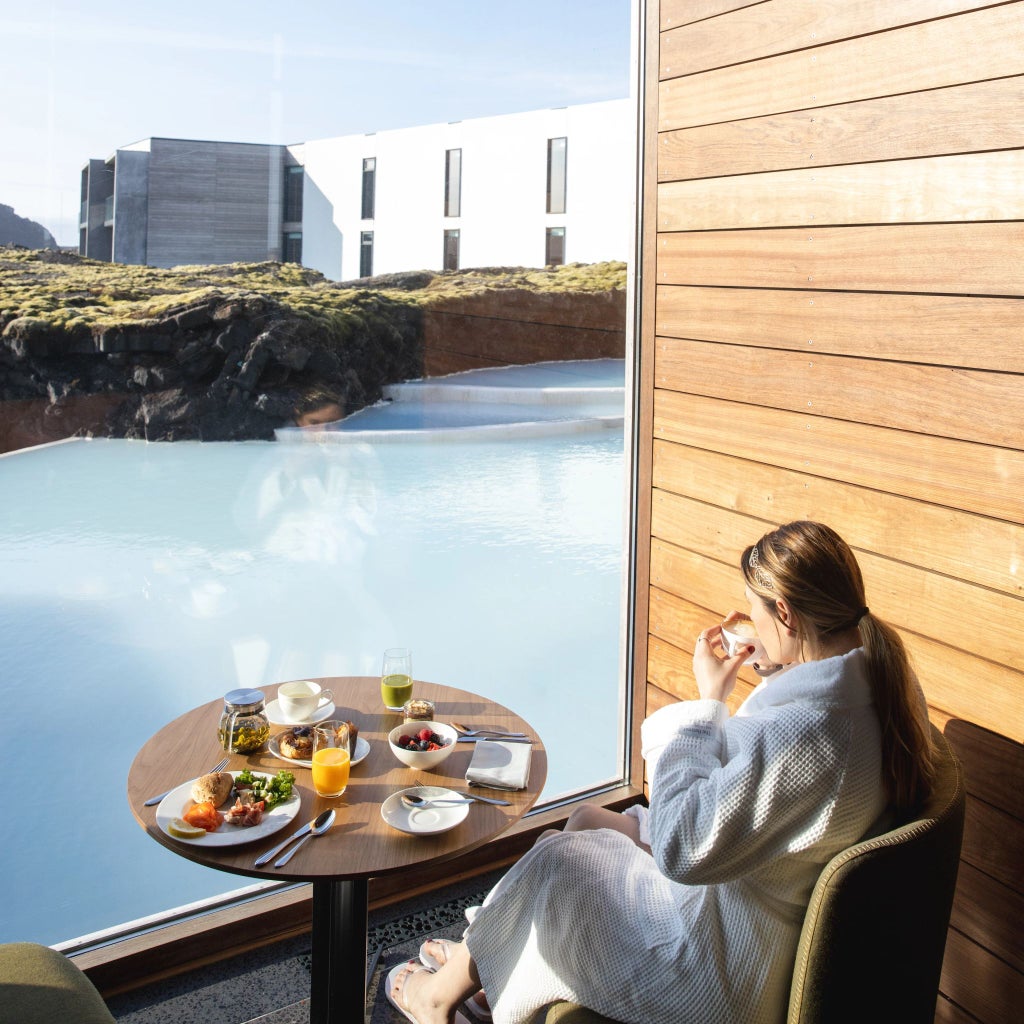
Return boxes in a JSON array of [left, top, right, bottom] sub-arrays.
[[655, 287, 1024, 372], [656, 336, 1023, 447], [638, 3, 1024, 1020], [657, 223, 1024, 294], [660, 0, 1000, 78], [659, 6, 1024, 129], [659, 78, 1024, 181], [658, 151, 1024, 230]]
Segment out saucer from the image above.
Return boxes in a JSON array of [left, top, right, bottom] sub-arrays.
[[265, 698, 336, 726], [381, 786, 470, 835]]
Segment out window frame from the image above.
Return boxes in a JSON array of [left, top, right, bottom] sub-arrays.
[[360, 230, 374, 277], [546, 136, 567, 214], [444, 148, 462, 218], [361, 157, 376, 220], [443, 228, 460, 271]]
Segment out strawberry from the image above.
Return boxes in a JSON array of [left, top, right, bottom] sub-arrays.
[[417, 727, 433, 742]]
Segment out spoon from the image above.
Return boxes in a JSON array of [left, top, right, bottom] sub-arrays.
[[273, 808, 336, 867], [401, 791, 511, 810]]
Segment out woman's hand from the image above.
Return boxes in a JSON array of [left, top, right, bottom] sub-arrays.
[[692, 620, 752, 703]]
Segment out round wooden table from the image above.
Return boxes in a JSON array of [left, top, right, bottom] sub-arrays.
[[127, 677, 546, 1023]]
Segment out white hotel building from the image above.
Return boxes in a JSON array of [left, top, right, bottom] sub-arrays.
[[79, 99, 633, 282]]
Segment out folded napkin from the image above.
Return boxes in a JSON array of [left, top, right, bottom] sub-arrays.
[[466, 738, 532, 790]]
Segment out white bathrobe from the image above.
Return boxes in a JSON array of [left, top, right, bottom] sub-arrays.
[[463, 648, 888, 1024]]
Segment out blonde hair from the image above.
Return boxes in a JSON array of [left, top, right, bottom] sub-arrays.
[[742, 521, 935, 816]]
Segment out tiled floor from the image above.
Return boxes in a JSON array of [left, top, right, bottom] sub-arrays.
[[105, 871, 503, 1024]]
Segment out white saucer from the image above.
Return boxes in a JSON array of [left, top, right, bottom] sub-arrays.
[[265, 697, 336, 726], [268, 733, 370, 769], [381, 786, 470, 836]]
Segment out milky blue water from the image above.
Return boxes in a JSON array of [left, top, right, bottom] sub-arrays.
[[0, 360, 626, 947]]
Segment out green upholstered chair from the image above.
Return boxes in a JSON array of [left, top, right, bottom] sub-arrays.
[[529, 725, 966, 1024], [0, 942, 116, 1024]]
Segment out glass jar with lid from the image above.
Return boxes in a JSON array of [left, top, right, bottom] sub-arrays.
[[218, 688, 270, 754]]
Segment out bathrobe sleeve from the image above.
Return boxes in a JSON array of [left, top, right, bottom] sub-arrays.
[[644, 695, 853, 885]]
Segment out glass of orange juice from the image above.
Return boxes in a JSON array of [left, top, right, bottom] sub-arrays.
[[311, 720, 351, 798]]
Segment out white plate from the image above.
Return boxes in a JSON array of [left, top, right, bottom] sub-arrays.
[[381, 786, 470, 836], [265, 697, 337, 725], [268, 733, 370, 769], [156, 771, 300, 846]]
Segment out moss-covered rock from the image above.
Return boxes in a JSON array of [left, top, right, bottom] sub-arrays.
[[0, 247, 626, 449]]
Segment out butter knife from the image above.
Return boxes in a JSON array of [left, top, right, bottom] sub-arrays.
[[255, 808, 333, 867], [457, 736, 532, 744]]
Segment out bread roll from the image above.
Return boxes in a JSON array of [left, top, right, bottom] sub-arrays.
[[191, 771, 234, 806]]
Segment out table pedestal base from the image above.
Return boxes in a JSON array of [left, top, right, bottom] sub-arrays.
[[311, 878, 369, 1024]]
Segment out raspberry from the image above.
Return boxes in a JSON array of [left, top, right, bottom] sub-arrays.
[[417, 727, 433, 742], [398, 735, 414, 747]]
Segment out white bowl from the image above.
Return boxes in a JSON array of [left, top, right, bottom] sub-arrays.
[[388, 720, 458, 770]]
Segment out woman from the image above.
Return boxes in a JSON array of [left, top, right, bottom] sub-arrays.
[[388, 521, 936, 1024]]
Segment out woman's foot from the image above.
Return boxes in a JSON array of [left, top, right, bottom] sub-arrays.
[[419, 940, 491, 1021], [387, 961, 450, 1024]]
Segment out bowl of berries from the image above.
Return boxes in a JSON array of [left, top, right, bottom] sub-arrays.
[[388, 721, 458, 770]]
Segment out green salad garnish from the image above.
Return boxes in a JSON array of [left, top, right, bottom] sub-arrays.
[[236, 769, 295, 810]]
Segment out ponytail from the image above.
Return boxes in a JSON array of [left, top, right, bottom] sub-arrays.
[[744, 521, 937, 816]]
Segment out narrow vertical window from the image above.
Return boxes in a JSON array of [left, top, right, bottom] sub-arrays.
[[546, 137, 567, 214], [361, 157, 376, 219], [444, 148, 462, 217], [283, 232, 303, 264], [443, 229, 460, 271], [545, 227, 565, 266], [283, 166, 304, 222], [360, 230, 374, 277]]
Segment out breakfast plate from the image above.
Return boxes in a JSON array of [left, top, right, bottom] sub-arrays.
[[156, 771, 300, 846], [268, 733, 370, 769], [380, 786, 470, 836], [265, 697, 336, 726]]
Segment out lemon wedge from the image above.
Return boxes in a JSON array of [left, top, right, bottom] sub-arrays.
[[168, 817, 207, 839]]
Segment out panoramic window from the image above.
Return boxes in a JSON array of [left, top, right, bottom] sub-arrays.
[[361, 156, 376, 219], [443, 228, 460, 270], [546, 136, 567, 214], [444, 147, 462, 217], [360, 229, 374, 276], [0, 1, 635, 957], [545, 226, 565, 266]]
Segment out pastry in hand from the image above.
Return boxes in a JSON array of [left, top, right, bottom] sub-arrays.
[[190, 771, 234, 807], [278, 726, 314, 760]]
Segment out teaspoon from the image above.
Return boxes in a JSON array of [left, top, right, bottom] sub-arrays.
[[273, 808, 336, 867], [401, 791, 510, 809]]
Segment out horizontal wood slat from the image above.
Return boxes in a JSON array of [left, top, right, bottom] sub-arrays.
[[655, 335, 1024, 448], [660, 0, 1001, 79], [659, 5, 1024, 129], [658, 77, 1024, 181], [655, 286, 1024, 373], [657, 223, 1024, 295], [654, 335, 1023, 449], [651, 441, 1023, 600], [943, 719, 1024, 817], [653, 391, 1024, 523], [940, 927, 1024, 1024], [650, 493, 1024, 674], [951, 862, 1024, 973], [961, 794, 1024, 893], [657, 150, 1024, 230], [661, 0, 760, 33]]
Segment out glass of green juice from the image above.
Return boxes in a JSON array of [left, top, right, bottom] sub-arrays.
[[381, 647, 414, 711]]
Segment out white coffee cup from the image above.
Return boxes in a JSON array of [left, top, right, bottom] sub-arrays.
[[277, 680, 334, 722], [720, 619, 768, 666]]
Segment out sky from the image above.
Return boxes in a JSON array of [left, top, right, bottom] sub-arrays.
[[1, 1, 633, 247]]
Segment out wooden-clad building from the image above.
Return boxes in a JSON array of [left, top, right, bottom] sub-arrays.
[[630, 2, 1024, 1021]]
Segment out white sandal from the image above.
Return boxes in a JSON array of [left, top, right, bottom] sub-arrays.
[[418, 940, 493, 1022], [386, 960, 470, 1024]]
